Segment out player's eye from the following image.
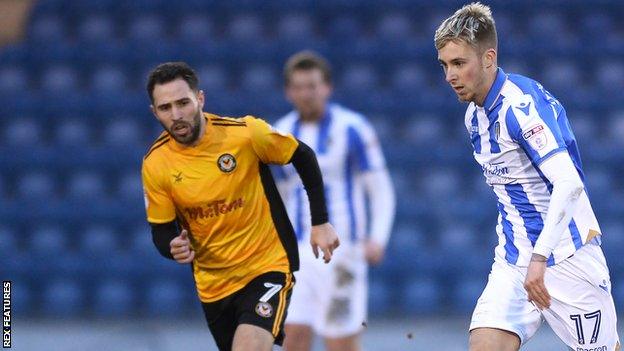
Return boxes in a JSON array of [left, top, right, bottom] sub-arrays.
[[158, 104, 171, 111]]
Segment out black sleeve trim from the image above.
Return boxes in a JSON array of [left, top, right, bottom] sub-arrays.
[[288, 140, 329, 225], [150, 221, 178, 259]]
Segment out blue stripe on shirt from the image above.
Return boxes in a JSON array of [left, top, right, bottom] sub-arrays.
[[471, 110, 481, 154], [505, 183, 544, 246], [317, 111, 332, 154], [498, 200, 519, 264], [488, 104, 503, 154]]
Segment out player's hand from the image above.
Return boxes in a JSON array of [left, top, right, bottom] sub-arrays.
[[310, 222, 340, 263], [524, 254, 550, 310], [170, 229, 195, 264], [365, 240, 385, 265]]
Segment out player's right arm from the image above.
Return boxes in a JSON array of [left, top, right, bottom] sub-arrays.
[[142, 159, 194, 264]]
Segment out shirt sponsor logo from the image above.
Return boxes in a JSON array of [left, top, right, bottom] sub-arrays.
[[183, 198, 244, 221]]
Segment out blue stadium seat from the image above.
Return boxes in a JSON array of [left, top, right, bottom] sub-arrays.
[[376, 13, 412, 41], [196, 65, 228, 89], [0, 64, 29, 92], [541, 61, 581, 95], [11, 279, 33, 315], [240, 65, 278, 92], [81, 225, 118, 256], [94, 280, 135, 316], [418, 168, 460, 201], [29, 225, 66, 256], [131, 223, 156, 258], [391, 63, 427, 93], [277, 13, 315, 41], [439, 223, 476, 251], [28, 15, 67, 43], [608, 112, 624, 145], [368, 278, 392, 316], [326, 16, 362, 42], [584, 168, 611, 200], [528, 12, 567, 40], [102, 119, 144, 146], [340, 64, 378, 92], [176, 14, 214, 42], [401, 278, 440, 314], [91, 65, 128, 92], [595, 61, 624, 93], [77, 15, 116, 42], [55, 118, 91, 146], [452, 277, 485, 313], [126, 14, 166, 42], [567, 111, 596, 142], [116, 171, 143, 201], [226, 14, 264, 42], [145, 280, 188, 316], [43, 279, 85, 317], [401, 115, 444, 145], [580, 12, 613, 45], [0, 226, 17, 261], [18, 172, 56, 201], [66, 172, 106, 200], [39, 65, 80, 93], [4, 118, 42, 146]]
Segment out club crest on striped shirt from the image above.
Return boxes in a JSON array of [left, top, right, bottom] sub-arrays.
[[494, 121, 500, 141]]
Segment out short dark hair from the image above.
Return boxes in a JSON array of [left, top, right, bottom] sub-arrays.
[[146, 62, 199, 102], [283, 50, 332, 86]]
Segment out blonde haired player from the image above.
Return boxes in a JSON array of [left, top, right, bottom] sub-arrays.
[[435, 3, 619, 351]]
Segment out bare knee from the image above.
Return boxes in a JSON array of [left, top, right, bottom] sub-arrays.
[[469, 328, 520, 351], [283, 324, 313, 351]]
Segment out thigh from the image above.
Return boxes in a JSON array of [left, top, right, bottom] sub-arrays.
[[469, 259, 542, 345], [544, 244, 619, 350], [469, 327, 520, 351], [202, 296, 237, 351], [234, 271, 295, 346]]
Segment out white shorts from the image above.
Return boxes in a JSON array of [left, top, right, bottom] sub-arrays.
[[286, 244, 367, 338], [470, 243, 620, 350]]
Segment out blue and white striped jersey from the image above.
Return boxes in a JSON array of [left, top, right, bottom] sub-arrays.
[[467, 68, 601, 267], [274, 103, 388, 248]]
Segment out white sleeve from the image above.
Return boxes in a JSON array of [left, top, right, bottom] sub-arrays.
[[362, 167, 396, 248], [532, 151, 585, 258]]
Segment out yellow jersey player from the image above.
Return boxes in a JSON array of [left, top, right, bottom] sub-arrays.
[[142, 62, 339, 351]]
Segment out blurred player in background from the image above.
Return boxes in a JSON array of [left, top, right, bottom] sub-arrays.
[[273, 51, 395, 351], [141, 61, 339, 351], [435, 3, 619, 351]]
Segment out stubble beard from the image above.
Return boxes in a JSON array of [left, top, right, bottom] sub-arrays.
[[164, 107, 203, 145]]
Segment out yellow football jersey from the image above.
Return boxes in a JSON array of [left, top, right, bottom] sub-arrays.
[[142, 113, 299, 302]]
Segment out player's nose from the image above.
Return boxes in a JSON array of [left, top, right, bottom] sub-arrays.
[[171, 106, 184, 120]]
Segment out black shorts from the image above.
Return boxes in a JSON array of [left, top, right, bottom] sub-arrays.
[[201, 271, 295, 351]]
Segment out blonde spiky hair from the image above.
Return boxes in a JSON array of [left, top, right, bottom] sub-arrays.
[[434, 2, 497, 52]]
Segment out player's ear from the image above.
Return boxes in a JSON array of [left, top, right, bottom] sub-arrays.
[[483, 48, 497, 68], [197, 90, 205, 109], [150, 104, 158, 118]]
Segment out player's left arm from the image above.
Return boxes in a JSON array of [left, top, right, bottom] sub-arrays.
[[525, 151, 584, 309], [507, 93, 584, 309]]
